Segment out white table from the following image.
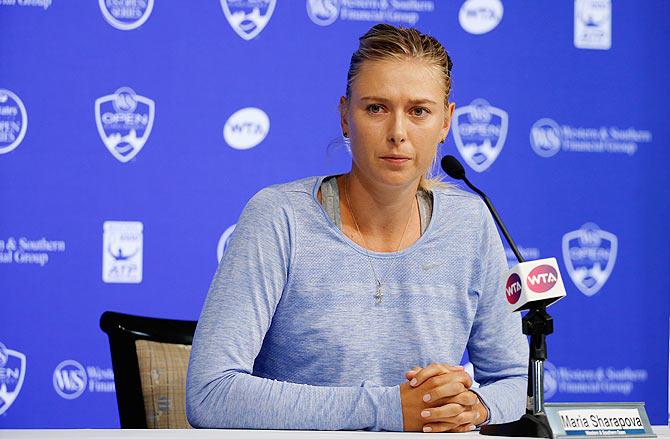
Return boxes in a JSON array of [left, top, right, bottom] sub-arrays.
[[1, 427, 668, 439]]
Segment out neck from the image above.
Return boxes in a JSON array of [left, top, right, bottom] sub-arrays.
[[339, 169, 420, 251]]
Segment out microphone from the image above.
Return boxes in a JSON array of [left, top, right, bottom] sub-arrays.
[[441, 155, 523, 263], [440, 155, 566, 312]]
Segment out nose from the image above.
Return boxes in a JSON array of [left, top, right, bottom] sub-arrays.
[[387, 112, 407, 144]]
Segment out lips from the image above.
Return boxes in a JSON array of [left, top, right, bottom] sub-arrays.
[[380, 155, 411, 164]]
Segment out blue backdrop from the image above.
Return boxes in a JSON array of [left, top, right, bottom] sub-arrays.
[[1, 0, 669, 428]]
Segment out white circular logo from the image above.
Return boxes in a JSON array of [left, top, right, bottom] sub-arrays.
[[306, 0, 339, 26], [0, 89, 28, 155], [530, 118, 562, 158], [217, 224, 237, 263], [112, 87, 138, 113], [544, 360, 558, 399], [99, 0, 154, 31], [53, 360, 88, 400], [459, 0, 504, 35], [223, 107, 270, 150]]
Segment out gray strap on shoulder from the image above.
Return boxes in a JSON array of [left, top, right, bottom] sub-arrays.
[[321, 176, 342, 229]]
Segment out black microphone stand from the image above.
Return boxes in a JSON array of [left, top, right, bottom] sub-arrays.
[[458, 173, 555, 437]]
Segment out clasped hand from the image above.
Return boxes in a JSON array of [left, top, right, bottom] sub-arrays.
[[400, 363, 489, 433]]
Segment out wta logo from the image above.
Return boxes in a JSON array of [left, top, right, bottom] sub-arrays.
[[505, 273, 522, 304], [526, 265, 558, 293]]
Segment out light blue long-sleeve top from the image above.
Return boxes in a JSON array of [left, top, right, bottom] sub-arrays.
[[186, 176, 528, 431]]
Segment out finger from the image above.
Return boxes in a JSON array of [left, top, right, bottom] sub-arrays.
[[431, 390, 479, 407], [420, 403, 465, 422], [423, 422, 474, 433], [449, 423, 477, 433], [405, 366, 421, 380], [410, 363, 463, 387]]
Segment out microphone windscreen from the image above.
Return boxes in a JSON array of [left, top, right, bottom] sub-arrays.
[[441, 155, 466, 180]]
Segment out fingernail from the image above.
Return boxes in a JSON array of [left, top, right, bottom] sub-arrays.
[[423, 393, 431, 402], [423, 426, 432, 433], [410, 378, 417, 386], [421, 410, 430, 418], [470, 425, 476, 431]]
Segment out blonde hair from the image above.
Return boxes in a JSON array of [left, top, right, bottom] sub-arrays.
[[345, 24, 453, 192]]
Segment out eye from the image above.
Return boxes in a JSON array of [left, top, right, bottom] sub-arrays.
[[366, 104, 384, 114], [411, 107, 430, 117]]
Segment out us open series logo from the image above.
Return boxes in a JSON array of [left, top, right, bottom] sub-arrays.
[[99, 0, 154, 30], [452, 99, 508, 172], [0, 89, 28, 155]]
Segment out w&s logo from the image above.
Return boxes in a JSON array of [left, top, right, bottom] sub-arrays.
[[53, 360, 87, 400], [95, 87, 155, 163], [562, 223, 617, 296], [452, 99, 508, 172], [0, 342, 26, 415], [221, 0, 276, 40]]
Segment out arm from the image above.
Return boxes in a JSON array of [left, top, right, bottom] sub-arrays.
[[466, 201, 529, 425], [186, 187, 402, 431]]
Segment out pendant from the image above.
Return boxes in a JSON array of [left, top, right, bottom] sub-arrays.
[[374, 281, 383, 305]]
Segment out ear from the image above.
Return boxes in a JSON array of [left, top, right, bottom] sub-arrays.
[[339, 96, 349, 134], [440, 102, 455, 141]]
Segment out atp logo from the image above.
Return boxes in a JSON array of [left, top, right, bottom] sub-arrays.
[[53, 360, 87, 400], [574, 0, 611, 50], [217, 224, 237, 263], [562, 223, 617, 297], [306, 0, 339, 26], [505, 273, 522, 304], [458, 0, 504, 35], [95, 87, 155, 163], [102, 221, 144, 284], [0, 89, 28, 155], [526, 265, 558, 293], [452, 99, 508, 172], [99, 0, 154, 31], [0, 342, 26, 415], [224, 107, 270, 150], [220, 0, 276, 40], [530, 118, 561, 158]]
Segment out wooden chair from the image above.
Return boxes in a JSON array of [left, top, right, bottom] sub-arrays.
[[100, 311, 197, 428]]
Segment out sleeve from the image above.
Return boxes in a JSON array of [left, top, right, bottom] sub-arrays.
[[186, 187, 403, 431], [466, 200, 529, 425]]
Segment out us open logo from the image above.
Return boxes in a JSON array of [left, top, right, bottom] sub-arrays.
[[306, 0, 339, 26], [220, 0, 276, 40], [562, 223, 617, 297], [0, 342, 26, 415], [217, 224, 237, 263], [99, 0, 154, 31], [95, 87, 155, 163], [452, 99, 508, 172], [0, 89, 28, 155], [458, 0, 503, 35], [224, 107, 270, 150], [53, 360, 87, 400]]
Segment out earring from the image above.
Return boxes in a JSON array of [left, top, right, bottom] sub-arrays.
[[343, 132, 349, 138], [439, 138, 445, 144]]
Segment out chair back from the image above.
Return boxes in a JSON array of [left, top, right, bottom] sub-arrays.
[[100, 311, 197, 428]]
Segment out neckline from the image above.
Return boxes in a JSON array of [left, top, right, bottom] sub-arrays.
[[311, 175, 438, 259]]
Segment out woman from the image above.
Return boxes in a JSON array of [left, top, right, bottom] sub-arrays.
[[186, 23, 528, 433]]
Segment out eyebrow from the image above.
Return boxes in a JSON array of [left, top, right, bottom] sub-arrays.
[[360, 96, 439, 106]]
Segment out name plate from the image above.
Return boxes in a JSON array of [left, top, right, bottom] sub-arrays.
[[544, 402, 655, 438]]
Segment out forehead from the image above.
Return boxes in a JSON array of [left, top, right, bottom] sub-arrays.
[[350, 58, 446, 103]]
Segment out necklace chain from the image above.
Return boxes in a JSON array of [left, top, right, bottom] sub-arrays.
[[344, 175, 415, 304]]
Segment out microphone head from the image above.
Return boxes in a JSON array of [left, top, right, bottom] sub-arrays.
[[441, 155, 466, 180], [505, 258, 567, 312]]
